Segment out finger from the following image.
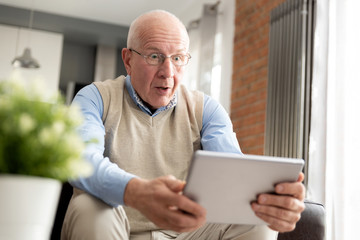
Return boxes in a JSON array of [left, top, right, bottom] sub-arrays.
[[162, 175, 186, 193], [257, 194, 305, 212], [128, 177, 205, 233], [251, 202, 301, 223], [138, 197, 197, 232], [165, 208, 206, 232], [152, 183, 206, 219], [275, 181, 305, 201], [170, 194, 207, 218], [153, 201, 205, 232], [254, 211, 297, 232], [297, 172, 304, 182]]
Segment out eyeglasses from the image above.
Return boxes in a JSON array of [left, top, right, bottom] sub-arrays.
[[129, 48, 191, 66]]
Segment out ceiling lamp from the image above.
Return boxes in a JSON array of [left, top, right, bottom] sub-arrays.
[[12, 5, 40, 69], [12, 48, 40, 68]]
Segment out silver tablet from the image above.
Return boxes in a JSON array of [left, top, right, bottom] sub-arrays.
[[183, 150, 304, 225]]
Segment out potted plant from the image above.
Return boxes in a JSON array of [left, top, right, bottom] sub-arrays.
[[0, 78, 92, 240]]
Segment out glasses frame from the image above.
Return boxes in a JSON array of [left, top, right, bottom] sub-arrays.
[[129, 48, 191, 66]]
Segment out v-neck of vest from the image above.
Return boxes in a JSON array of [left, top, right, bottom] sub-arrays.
[[124, 89, 175, 127]]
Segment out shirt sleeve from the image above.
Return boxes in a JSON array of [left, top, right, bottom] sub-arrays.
[[201, 95, 242, 154], [69, 84, 137, 207]]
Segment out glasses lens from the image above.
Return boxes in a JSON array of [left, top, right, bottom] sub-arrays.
[[171, 55, 185, 66], [146, 53, 161, 65], [144, 53, 190, 66], [171, 55, 190, 66]]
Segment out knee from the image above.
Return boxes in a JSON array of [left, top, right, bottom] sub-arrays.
[[223, 224, 278, 240], [61, 192, 129, 240]]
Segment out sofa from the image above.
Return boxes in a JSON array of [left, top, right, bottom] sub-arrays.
[[277, 200, 325, 240]]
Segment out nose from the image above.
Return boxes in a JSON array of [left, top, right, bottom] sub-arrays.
[[158, 58, 175, 79]]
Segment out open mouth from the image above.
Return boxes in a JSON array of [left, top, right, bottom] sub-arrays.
[[156, 86, 171, 90], [155, 86, 171, 95]]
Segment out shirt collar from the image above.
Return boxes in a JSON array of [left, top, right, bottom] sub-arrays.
[[125, 75, 177, 117]]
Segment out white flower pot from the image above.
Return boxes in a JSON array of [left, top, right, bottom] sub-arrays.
[[0, 174, 62, 240]]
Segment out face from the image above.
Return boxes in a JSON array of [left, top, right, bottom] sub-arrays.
[[122, 14, 189, 110]]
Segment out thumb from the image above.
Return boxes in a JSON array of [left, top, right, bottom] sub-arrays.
[[297, 172, 305, 182], [162, 175, 186, 193]]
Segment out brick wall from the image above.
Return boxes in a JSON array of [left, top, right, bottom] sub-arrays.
[[231, 0, 286, 155]]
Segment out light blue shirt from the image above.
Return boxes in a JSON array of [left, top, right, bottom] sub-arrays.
[[70, 76, 241, 207]]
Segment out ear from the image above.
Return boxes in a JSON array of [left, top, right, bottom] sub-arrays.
[[122, 48, 132, 75]]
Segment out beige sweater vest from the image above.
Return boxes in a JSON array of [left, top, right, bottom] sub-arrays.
[[94, 76, 204, 232]]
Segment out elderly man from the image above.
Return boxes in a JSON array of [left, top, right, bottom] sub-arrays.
[[61, 10, 305, 240]]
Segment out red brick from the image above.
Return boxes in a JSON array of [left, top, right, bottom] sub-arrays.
[[232, 0, 287, 154], [240, 135, 265, 149]]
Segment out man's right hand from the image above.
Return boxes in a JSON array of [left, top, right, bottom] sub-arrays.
[[123, 175, 207, 233]]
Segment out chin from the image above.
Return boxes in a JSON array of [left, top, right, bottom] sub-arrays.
[[153, 100, 171, 109]]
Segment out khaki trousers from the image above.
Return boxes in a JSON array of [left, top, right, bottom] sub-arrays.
[[61, 191, 278, 240]]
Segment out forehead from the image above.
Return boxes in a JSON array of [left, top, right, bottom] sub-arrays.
[[134, 14, 189, 52], [141, 28, 189, 53]]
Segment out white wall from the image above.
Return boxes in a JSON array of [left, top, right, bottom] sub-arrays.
[[0, 24, 18, 79], [0, 24, 63, 97], [217, 0, 235, 114], [182, 0, 235, 113]]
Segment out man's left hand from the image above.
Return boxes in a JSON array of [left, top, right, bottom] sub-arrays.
[[251, 172, 306, 232]]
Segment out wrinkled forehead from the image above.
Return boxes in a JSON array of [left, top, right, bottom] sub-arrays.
[[140, 24, 189, 51]]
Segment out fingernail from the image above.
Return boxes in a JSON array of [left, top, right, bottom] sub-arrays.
[[259, 195, 267, 203]]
